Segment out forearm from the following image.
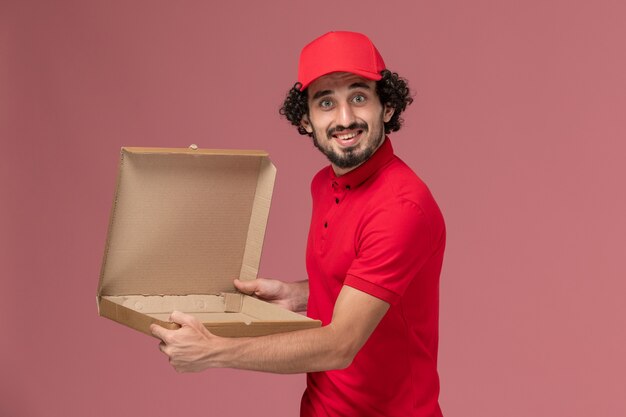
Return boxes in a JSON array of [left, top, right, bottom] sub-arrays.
[[233, 278, 309, 312], [207, 323, 350, 374], [285, 279, 309, 312], [153, 286, 388, 374]]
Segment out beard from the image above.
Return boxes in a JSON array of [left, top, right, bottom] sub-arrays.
[[311, 120, 386, 170]]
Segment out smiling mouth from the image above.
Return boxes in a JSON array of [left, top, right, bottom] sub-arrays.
[[332, 129, 364, 146], [335, 131, 359, 140]]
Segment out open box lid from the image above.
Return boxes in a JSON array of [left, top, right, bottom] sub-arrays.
[[98, 146, 276, 297]]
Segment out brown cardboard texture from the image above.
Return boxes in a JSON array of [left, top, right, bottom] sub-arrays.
[[98, 147, 320, 337]]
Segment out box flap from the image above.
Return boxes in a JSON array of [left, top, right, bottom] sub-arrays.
[[98, 147, 276, 296]]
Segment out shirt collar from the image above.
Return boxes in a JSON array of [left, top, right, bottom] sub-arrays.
[[329, 137, 395, 190]]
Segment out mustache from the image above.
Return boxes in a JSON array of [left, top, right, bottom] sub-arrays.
[[327, 122, 368, 137]]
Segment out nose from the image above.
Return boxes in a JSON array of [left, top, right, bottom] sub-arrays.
[[336, 101, 356, 128]]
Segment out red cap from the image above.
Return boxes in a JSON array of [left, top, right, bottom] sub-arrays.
[[297, 31, 386, 91]]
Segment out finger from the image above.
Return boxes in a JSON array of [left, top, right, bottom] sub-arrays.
[[233, 278, 259, 295], [150, 323, 171, 341], [173, 362, 187, 373], [158, 341, 170, 356], [169, 310, 200, 328]]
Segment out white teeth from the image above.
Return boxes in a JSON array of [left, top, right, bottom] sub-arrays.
[[336, 132, 358, 140]]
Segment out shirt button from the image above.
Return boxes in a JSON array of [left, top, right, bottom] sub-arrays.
[[345, 185, 351, 190], [324, 221, 328, 228], [335, 198, 339, 204]]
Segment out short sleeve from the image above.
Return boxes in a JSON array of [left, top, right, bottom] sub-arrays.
[[345, 199, 434, 305]]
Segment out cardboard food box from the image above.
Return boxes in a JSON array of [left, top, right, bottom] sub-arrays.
[[97, 146, 321, 337]]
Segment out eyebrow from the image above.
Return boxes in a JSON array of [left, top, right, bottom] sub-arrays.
[[348, 82, 371, 90], [312, 89, 333, 100], [311, 82, 372, 100]]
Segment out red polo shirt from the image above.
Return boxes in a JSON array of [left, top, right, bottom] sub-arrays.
[[301, 138, 446, 417]]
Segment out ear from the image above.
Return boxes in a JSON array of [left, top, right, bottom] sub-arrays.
[[300, 114, 314, 134], [383, 104, 395, 123]]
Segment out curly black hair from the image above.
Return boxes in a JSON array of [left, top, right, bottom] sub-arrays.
[[279, 69, 413, 136]]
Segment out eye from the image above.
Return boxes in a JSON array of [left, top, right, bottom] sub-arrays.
[[352, 94, 367, 104], [318, 99, 334, 109]]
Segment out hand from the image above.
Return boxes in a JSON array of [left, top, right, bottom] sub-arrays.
[[150, 311, 218, 373], [234, 278, 308, 312]]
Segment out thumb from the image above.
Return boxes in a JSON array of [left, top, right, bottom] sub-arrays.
[[233, 278, 259, 295]]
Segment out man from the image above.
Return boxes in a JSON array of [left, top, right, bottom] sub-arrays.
[[151, 31, 446, 417]]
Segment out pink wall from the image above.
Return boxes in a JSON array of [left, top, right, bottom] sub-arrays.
[[2, 1, 625, 416]]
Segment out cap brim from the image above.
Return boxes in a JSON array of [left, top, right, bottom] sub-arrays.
[[299, 69, 383, 91]]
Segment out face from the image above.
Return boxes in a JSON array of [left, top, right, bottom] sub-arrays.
[[301, 72, 394, 175]]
